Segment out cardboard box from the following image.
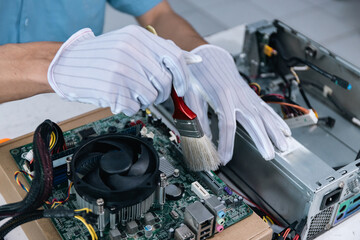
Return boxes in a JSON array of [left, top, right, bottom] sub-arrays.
[[0, 108, 272, 240]]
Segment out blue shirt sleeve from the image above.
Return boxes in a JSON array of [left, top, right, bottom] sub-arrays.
[[107, 0, 162, 17], [0, 0, 162, 45]]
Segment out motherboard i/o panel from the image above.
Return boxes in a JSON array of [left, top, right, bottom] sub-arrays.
[[10, 109, 252, 240]]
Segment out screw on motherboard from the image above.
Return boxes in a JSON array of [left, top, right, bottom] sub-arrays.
[[110, 207, 116, 230], [157, 173, 167, 209], [97, 198, 105, 237], [173, 169, 180, 178], [66, 156, 72, 177]]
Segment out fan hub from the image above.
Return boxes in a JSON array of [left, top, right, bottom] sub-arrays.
[[100, 151, 132, 175]]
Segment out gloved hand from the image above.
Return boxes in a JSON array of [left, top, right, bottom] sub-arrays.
[[185, 44, 291, 165], [48, 25, 200, 116]]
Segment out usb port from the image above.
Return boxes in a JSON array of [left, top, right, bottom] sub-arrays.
[[200, 229, 211, 235], [200, 233, 211, 240], [201, 220, 211, 228]]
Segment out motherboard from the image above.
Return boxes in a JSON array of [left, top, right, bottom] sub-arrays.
[[10, 109, 252, 240]]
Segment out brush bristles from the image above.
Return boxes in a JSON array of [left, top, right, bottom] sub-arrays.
[[180, 135, 221, 171]]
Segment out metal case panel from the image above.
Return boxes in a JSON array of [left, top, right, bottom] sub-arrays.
[[222, 20, 360, 239]]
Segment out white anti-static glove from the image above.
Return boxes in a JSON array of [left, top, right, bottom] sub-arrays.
[[48, 25, 199, 115], [185, 45, 291, 165]]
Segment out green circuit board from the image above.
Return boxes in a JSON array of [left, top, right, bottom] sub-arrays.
[[10, 110, 252, 240]]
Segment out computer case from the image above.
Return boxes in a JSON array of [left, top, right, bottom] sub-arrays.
[[221, 20, 360, 239]]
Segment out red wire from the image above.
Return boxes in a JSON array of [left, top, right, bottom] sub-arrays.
[[283, 228, 291, 239], [293, 234, 300, 240]]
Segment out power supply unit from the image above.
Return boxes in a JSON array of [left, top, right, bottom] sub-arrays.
[[220, 20, 360, 240]]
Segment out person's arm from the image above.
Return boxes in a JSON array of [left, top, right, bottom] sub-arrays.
[[0, 42, 60, 103], [136, 1, 207, 51]]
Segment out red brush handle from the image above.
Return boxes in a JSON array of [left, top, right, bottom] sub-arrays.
[[171, 87, 197, 120]]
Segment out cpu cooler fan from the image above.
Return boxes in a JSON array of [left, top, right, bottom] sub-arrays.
[[71, 134, 159, 222]]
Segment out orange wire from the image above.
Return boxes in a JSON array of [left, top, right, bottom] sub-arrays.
[[266, 102, 310, 114]]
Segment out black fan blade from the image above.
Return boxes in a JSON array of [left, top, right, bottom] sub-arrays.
[[76, 152, 103, 175], [128, 144, 150, 176], [97, 139, 134, 161], [106, 173, 151, 191], [83, 168, 111, 190]]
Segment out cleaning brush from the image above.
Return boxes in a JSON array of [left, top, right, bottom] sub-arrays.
[[171, 87, 221, 171], [145, 25, 220, 171]]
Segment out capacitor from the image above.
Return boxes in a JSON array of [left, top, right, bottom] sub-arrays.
[[147, 114, 153, 124], [168, 228, 175, 239], [153, 118, 162, 127], [144, 225, 153, 238], [233, 198, 239, 207]]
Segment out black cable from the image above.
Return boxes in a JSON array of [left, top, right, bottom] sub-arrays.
[[0, 120, 58, 217], [294, 217, 306, 239], [239, 71, 252, 84], [271, 38, 351, 90], [301, 81, 357, 123], [0, 210, 44, 239], [0, 208, 98, 238], [298, 83, 313, 109]]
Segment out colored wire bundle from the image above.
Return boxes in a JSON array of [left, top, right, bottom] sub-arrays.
[[249, 82, 261, 95], [14, 171, 72, 209], [261, 94, 309, 119], [45, 182, 73, 208], [243, 69, 313, 120], [14, 171, 34, 192]]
